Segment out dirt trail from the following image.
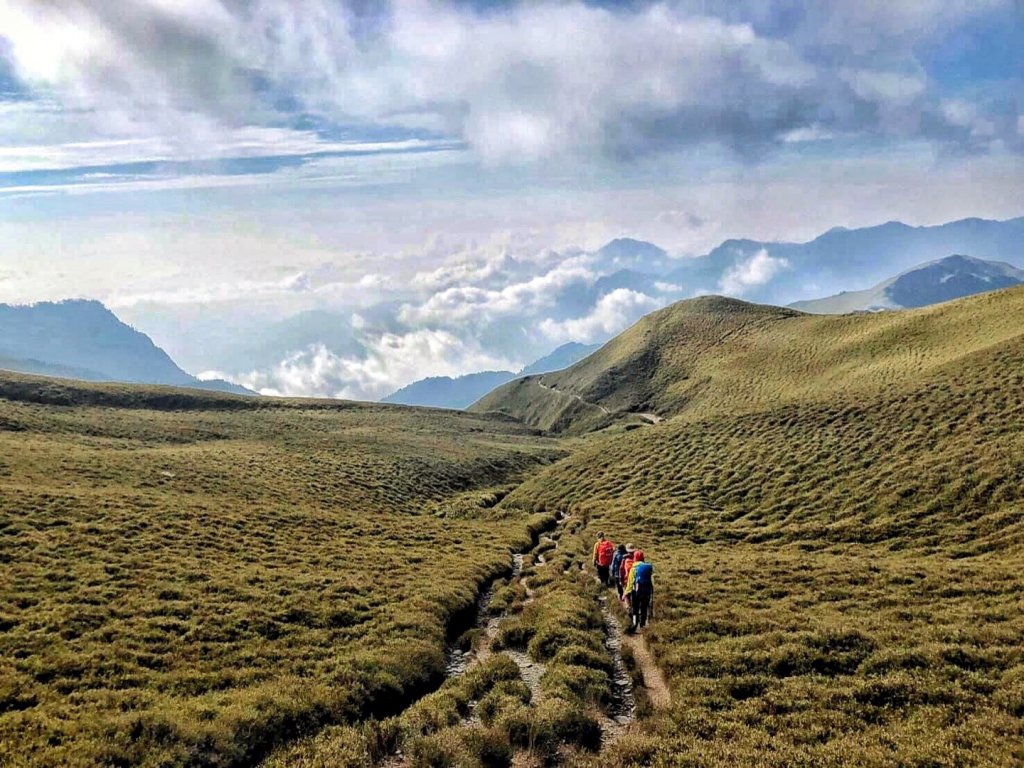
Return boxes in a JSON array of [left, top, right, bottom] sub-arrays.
[[594, 581, 672, 750], [536, 380, 664, 427], [620, 631, 671, 710], [536, 380, 611, 415]]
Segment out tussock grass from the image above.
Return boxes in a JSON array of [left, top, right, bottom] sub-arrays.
[[474, 287, 1024, 435], [0, 374, 561, 767]]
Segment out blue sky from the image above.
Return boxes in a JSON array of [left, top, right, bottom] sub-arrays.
[[0, 1, 1022, 398]]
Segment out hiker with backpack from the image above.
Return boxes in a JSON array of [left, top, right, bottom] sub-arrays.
[[619, 544, 636, 611], [593, 532, 615, 586], [610, 543, 628, 598], [625, 550, 654, 632]]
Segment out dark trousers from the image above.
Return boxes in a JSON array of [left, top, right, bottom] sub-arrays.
[[632, 587, 652, 628], [596, 564, 610, 585]]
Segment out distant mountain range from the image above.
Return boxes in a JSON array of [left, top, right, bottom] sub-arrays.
[[10, 217, 1023, 403], [113, 214, 1024, 403], [382, 342, 600, 409], [576, 217, 1024, 311], [791, 255, 1024, 314], [0, 300, 252, 395]]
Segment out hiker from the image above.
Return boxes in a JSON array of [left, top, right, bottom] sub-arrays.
[[593, 532, 615, 586], [626, 550, 654, 631], [610, 543, 627, 598], [619, 543, 636, 612]]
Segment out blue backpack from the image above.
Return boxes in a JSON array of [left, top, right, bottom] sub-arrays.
[[633, 562, 653, 590]]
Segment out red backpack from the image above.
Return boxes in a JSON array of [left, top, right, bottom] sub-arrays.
[[597, 540, 615, 566]]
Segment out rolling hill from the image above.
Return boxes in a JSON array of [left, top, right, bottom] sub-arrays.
[[791, 254, 1024, 314], [472, 287, 1024, 434], [0, 300, 252, 395]]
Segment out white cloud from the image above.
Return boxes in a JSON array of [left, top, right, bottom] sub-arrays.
[[718, 249, 790, 295], [233, 331, 516, 401], [2, 0, 1011, 171], [539, 289, 662, 344], [0, 122, 450, 173], [401, 258, 594, 326]]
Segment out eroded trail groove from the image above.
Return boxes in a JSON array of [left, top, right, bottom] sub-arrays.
[[444, 553, 525, 678], [598, 595, 636, 742], [620, 632, 671, 712], [379, 521, 565, 767]]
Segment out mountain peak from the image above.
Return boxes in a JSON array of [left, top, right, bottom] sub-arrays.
[[792, 254, 1024, 314], [0, 300, 253, 395]]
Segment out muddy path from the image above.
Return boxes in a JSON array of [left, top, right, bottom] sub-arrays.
[[381, 517, 672, 765], [445, 552, 525, 677], [620, 632, 671, 711], [598, 595, 636, 741]]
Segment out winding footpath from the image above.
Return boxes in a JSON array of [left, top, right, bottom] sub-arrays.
[[536, 380, 611, 415], [381, 515, 672, 766]]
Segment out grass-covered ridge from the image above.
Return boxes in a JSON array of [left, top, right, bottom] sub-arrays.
[[0, 373, 562, 767], [473, 287, 1024, 434]]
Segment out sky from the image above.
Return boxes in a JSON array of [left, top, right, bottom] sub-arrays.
[[1, 0, 1022, 399]]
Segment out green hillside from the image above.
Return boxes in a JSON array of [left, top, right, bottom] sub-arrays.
[[500, 287, 1024, 766], [0, 373, 561, 767], [472, 289, 1024, 434]]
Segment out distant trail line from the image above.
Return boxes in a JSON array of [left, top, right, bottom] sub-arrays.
[[536, 380, 610, 415]]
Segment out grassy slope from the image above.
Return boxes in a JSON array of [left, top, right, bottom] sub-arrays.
[[0, 374, 562, 767], [503, 288, 1024, 766], [473, 289, 1024, 434]]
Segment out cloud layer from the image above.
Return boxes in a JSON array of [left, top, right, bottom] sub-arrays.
[[1, 0, 1020, 178]]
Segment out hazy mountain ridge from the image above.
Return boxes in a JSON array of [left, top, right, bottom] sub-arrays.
[[791, 254, 1024, 314], [665, 216, 1024, 306], [381, 370, 517, 409], [381, 341, 601, 409], [0, 300, 253, 395], [119, 215, 1024, 402], [518, 342, 600, 377]]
